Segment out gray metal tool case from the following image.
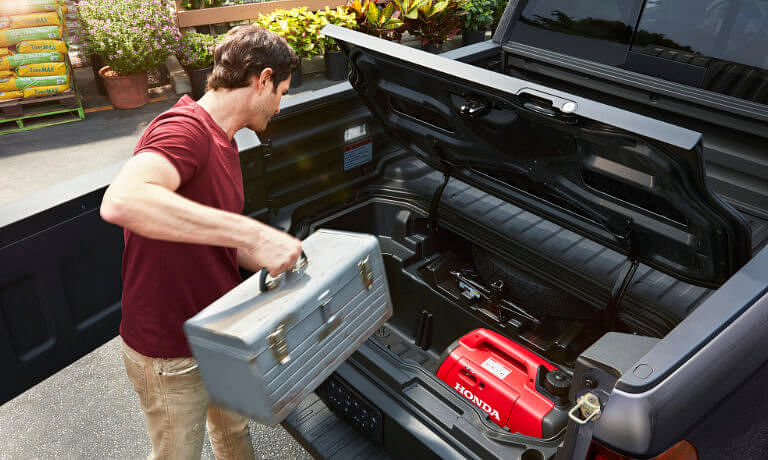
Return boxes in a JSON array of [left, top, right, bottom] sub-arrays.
[[184, 229, 392, 425]]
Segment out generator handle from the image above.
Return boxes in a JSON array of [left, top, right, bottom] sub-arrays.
[[461, 329, 552, 381]]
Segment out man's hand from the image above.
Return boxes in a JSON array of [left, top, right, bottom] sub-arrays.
[[239, 228, 302, 276]]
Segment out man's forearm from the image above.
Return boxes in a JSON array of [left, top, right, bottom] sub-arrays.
[[102, 181, 264, 250], [237, 247, 264, 272]]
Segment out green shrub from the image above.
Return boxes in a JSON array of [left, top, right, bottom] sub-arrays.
[[459, 0, 496, 32], [345, 0, 404, 40], [408, 0, 464, 46], [315, 6, 358, 52], [255, 8, 323, 59], [176, 32, 222, 70]]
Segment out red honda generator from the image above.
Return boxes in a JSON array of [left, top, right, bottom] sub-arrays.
[[437, 329, 571, 438]]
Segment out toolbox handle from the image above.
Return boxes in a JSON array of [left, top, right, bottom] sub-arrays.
[[461, 329, 550, 381], [258, 251, 308, 292]]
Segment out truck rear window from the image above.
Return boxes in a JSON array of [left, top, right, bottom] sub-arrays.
[[506, 0, 645, 66], [629, 0, 768, 104], [507, 0, 768, 105]]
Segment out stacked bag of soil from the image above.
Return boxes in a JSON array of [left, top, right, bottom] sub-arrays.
[[0, 0, 71, 102]]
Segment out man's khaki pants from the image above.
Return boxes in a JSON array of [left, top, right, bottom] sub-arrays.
[[121, 339, 255, 460]]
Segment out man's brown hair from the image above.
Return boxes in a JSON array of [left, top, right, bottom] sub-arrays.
[[207, 25, 299, 92]]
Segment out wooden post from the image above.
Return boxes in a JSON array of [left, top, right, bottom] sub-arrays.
[[175, 0, 348, 28]]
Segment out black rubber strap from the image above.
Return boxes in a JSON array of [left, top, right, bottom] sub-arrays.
[[555, 417, 597, 460]]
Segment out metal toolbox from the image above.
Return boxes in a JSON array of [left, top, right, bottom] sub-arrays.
[[184, 229, 392, 425]]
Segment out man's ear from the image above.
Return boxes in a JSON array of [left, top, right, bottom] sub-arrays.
[[259, 68, 274, 90]]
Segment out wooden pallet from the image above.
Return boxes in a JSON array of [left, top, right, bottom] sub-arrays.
[[0, 89, 80, 117], [0, 90, 84, 135]]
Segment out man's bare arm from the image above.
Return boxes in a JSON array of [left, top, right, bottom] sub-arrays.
[[237, 248, 264, 273], [100, 151, 301, 275]]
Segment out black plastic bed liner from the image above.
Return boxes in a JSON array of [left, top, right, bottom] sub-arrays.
[[282, 393, 389, 460]]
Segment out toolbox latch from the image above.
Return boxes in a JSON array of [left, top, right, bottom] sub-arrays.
[[358, 256, 374, 289], [267, 323, 291, 365]]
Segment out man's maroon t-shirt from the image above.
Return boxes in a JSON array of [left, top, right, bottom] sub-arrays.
[[120, 95, 244, 358]]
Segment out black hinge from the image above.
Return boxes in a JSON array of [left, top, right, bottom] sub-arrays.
[[258, 139, 278, 213], [260, 138, 273, 172], [605, 219, 639, 330], [428, 139, 454, 237]]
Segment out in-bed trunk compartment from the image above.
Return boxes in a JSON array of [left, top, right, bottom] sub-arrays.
[[271, 27, 763, 458]]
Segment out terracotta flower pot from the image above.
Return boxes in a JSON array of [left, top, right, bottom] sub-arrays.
[[98, 66, 149, 109]]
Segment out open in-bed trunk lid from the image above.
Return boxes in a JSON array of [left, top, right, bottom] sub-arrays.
[[323, 25, 751, 288]]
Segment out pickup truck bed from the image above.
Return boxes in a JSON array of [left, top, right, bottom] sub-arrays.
[[2, 16, 768, 458]]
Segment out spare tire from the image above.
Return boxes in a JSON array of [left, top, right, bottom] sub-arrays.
[[472, 245, 600, 320]]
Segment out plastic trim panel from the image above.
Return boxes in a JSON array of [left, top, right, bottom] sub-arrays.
[[597, 259, 768, 455]]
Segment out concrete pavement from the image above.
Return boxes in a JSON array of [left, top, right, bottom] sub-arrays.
[[0, 337, 312, 459]]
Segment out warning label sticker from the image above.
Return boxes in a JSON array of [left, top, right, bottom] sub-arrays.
[[343, 138, 373, 170], [481, 358, 511, 379]]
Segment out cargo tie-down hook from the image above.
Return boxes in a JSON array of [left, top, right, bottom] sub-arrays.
[[459, 97, 489, 118]]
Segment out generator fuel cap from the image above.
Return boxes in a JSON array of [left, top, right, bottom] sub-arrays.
[[544, 369, 571, 397]]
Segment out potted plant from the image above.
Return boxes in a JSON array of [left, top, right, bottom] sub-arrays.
[[256, 8, 323, 88], [491, 0, 507, 32], [177, 32, 220, 100], [181, 0, 223, 8], [78, 0, 179, 109], [315, 6, 358, 81], [459, 0, 494, 45], [345, 0, 404, 42], [409, 0, 463, 53]]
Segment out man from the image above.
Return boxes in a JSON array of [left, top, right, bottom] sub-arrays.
[[100, 25, 302, 459]]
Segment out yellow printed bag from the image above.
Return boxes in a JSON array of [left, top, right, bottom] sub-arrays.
[[0, 47, 11, 57], [10, 12, 61, 29], [0, 26, 62, 47], [22, 83, 68, 97], [16, 61, 66, 76], [14, 74, 68, 89], [0, 52, 63, 70], [0, 0, 60, 15], [0, 77, 16, 91], [16, 39, 66, 54], [0, 90, 23, 100], [0, 70, 13, 78]]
